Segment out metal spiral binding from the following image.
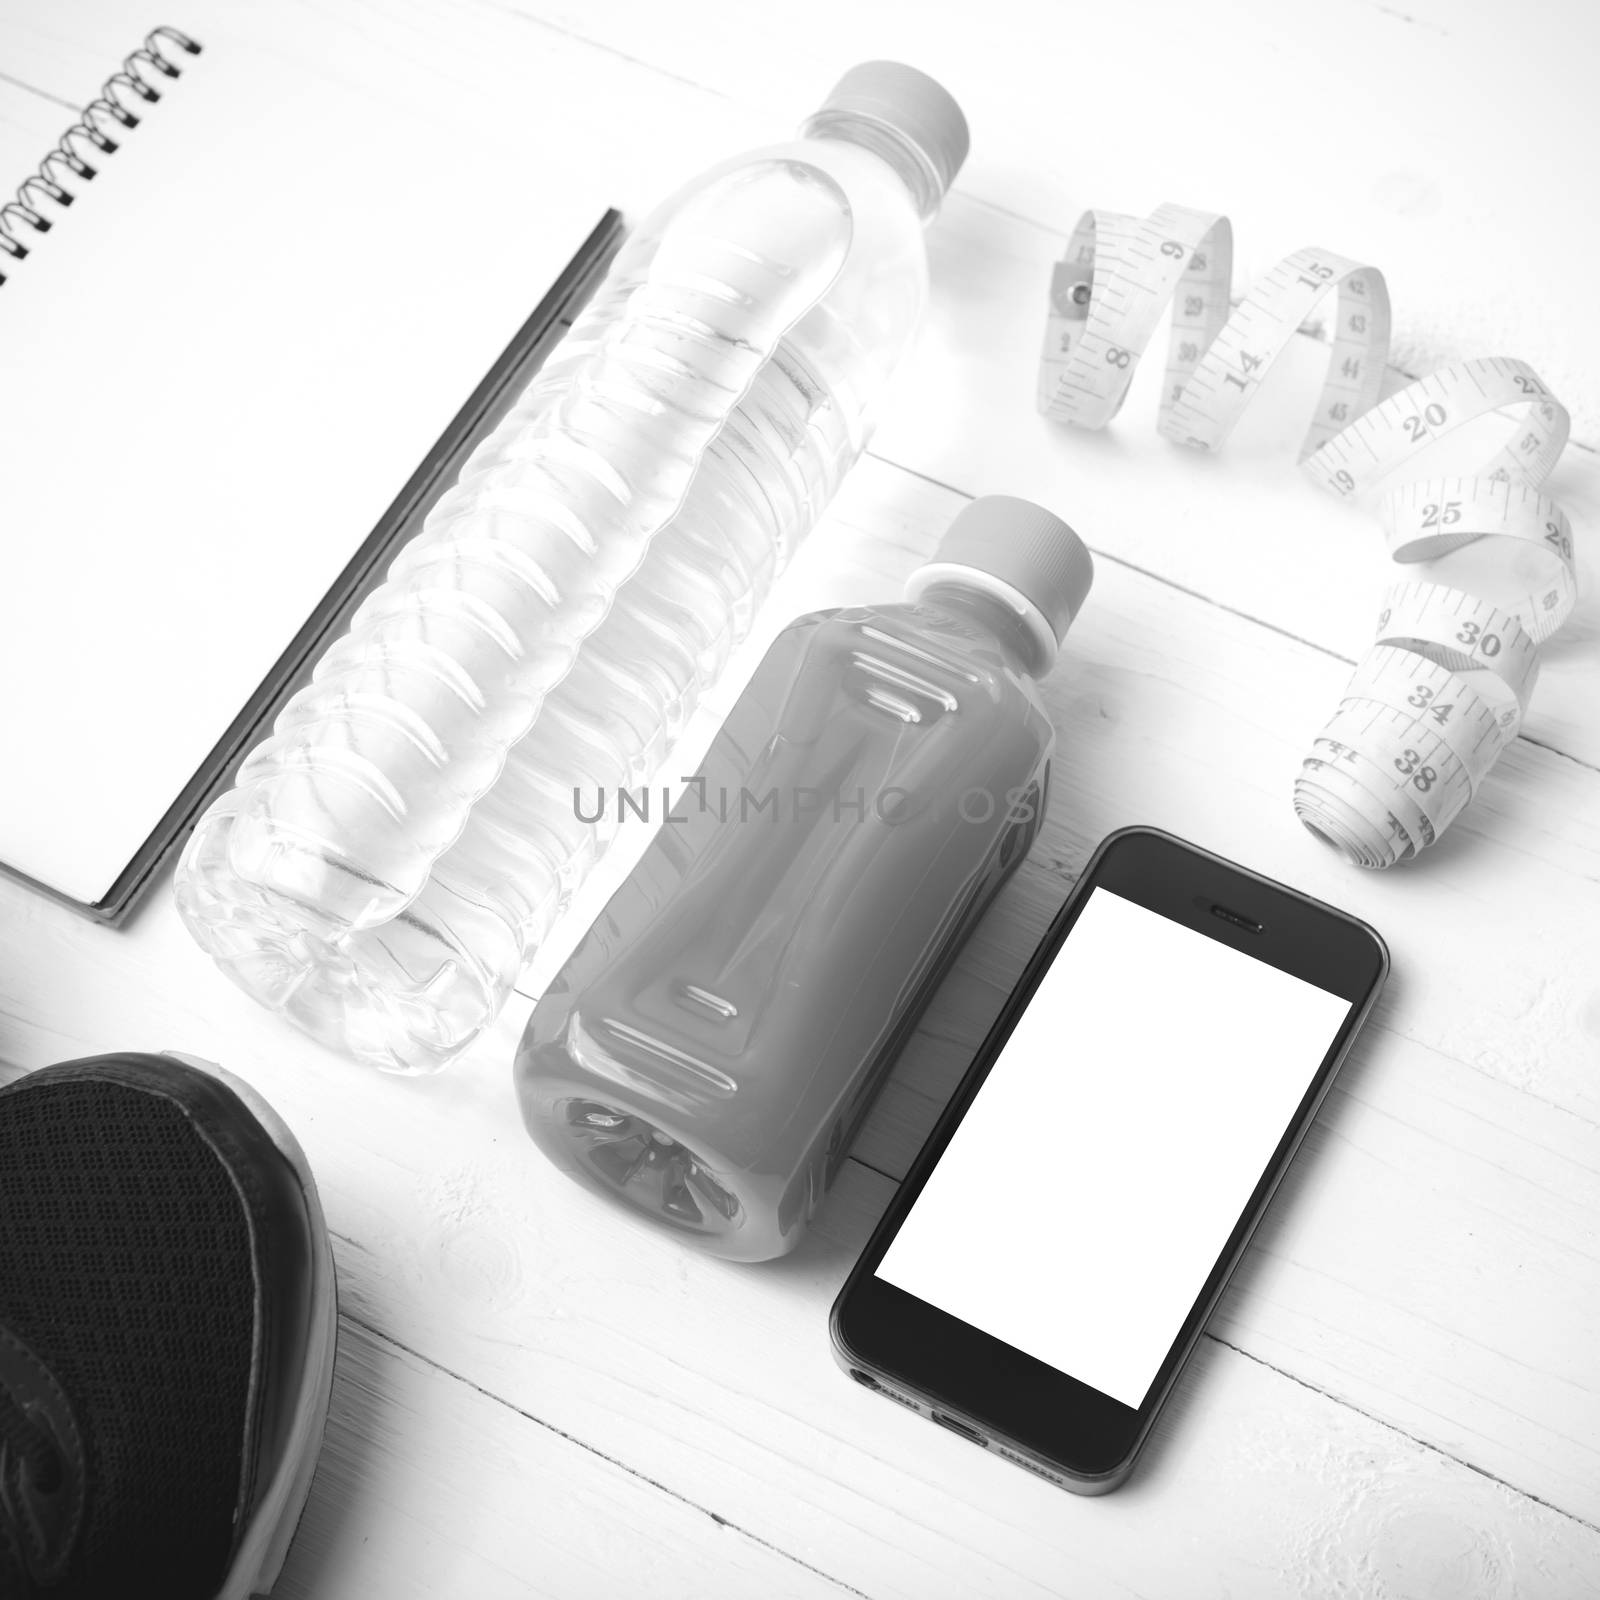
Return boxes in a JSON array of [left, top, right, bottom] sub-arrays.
[[0, 26, 201, 285]]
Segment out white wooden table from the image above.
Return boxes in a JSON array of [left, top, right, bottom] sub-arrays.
[[3, 2, 1598, 1594]]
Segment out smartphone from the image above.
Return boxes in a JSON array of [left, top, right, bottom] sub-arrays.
[[830, 825, 1388, 1493]]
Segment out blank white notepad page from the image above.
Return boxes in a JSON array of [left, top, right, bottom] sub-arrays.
[[0, 23, 606, 904]]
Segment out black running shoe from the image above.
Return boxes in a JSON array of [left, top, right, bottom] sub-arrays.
[[0, 1052, 336, 1600]]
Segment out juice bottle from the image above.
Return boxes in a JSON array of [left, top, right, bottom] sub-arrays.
[[515, 495, 1092, 1259]]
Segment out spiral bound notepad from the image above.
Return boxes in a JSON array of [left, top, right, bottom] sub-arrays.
[[0, 25, 620, 920]]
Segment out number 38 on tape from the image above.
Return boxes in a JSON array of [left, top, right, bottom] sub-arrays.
[[1039, 203, 1579, 868]]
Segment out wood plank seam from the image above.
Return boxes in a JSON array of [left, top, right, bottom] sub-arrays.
[[841, 1106, 1600, 1517], [863, 451, 1600, 782], [1209, 1332, 1600, 1539], [493, 2, 733, 102], [868, 448, 1359, 664], [334, 1205, 1600, 1559], [0, 68, 78, 111], [322, 1249, 871, 1598], [477, 0, 1600, 461]]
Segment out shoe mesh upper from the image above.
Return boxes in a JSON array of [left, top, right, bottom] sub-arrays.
[[0, 1074, 256, 1599]]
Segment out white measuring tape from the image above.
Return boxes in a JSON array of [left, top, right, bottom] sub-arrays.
[[1039, 203, 1580, 868]]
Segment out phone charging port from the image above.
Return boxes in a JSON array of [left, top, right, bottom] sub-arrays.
[[931, 1411, 986, 1447]]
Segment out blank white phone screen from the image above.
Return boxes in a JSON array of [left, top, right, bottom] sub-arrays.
[[876, 888, 1352, 1408]]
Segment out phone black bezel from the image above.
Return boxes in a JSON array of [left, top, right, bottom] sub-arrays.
[[830, 825, 1389, 1491]]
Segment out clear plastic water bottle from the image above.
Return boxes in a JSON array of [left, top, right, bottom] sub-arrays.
[[175, 63, 969, 1073], [515, 497, 1093, 1260]]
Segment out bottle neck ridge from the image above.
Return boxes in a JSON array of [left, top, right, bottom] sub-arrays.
[[905, 571, 1057, 678], [800, 111, 945, 222]]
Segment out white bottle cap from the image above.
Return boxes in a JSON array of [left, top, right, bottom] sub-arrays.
[[812, 61, 970, 198], [904, 495, 1094, 671]]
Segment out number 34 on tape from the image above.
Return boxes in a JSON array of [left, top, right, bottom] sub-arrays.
[[1039, 203, 1580, 869]]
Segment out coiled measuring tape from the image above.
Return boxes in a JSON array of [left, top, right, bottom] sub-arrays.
[[1039, 203, 1580, 867]]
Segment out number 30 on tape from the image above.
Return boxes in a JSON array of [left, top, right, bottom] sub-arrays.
[[1039, 204, 1579, 868]]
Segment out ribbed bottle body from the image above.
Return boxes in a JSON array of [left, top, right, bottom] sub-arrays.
[[176, 136, 929, 1072]]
